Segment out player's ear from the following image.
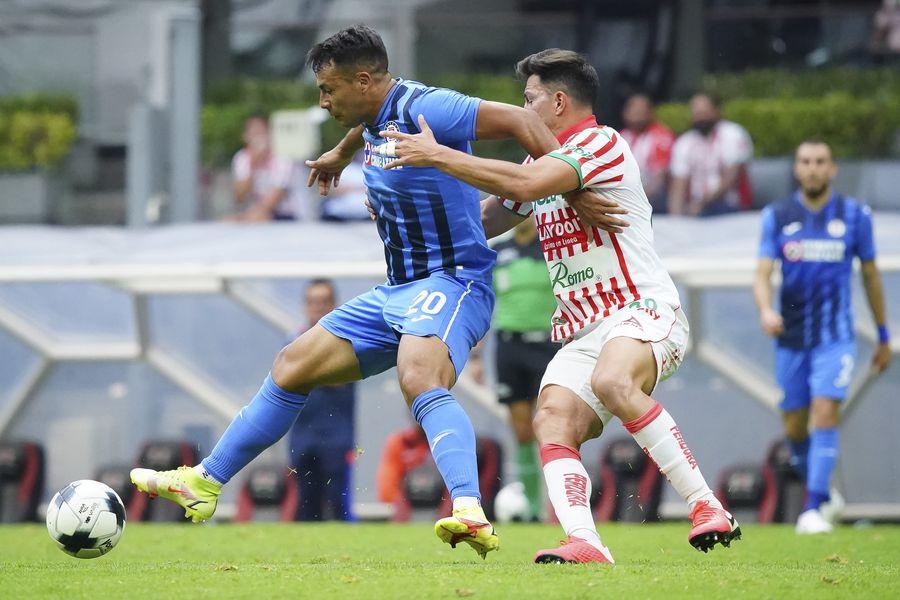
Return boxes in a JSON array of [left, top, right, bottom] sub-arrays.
[[555, 91, 566, 115], [356, 71, 373, 92]]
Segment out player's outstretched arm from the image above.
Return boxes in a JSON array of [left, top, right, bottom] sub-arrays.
[[474, 100, 559, 159], [380, 115, 577, 202], [861, 260, 892, 374], [481, 196, 526, 239], [305, 125, 365, 196]]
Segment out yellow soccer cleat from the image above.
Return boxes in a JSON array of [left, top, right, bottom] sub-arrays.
[[130, 466, 221, 523], [435, 505, 499, 560]]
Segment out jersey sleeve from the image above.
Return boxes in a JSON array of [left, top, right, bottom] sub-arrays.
[[498, 196, 533, 217], [668, 134, 691, 178], [232, 150, 250, 180], [410, 88, 481, 144], [721, 123, 753, 166], [855, 203, 877, 261], [758, 205, 779, 259], [547, 128, 627, 190]]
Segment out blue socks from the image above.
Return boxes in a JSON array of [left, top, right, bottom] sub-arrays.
[[202, 374, 307, 484], [787, 437, 810, 480], [804, 427, 839, 511], [411, 388, 480, 501]]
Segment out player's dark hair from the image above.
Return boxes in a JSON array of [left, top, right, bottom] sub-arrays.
[[796, 137, 833, 157], [305, 25, 389, 75], [515, 49, 599, 107]]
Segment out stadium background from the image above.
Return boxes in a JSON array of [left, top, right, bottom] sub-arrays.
[[0, 0, 897, 522]]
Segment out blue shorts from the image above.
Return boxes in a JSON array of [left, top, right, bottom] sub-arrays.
[[319, 273, 494, 380], [775, 341, 856, 411]]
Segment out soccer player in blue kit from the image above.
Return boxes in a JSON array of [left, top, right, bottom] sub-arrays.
[[753, 139, 891, 534], [130, 25, 573, 559]]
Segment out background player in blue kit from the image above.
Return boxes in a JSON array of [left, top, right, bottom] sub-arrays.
[[130, 24, 567, 559], [753, 139, 892, 535]]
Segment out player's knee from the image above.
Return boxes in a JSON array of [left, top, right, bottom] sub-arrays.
[[271, 346, 310, 393], [782, 413, 808, 440], [590, 371, 634, 415]]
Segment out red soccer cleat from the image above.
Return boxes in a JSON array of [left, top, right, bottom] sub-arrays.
[[688, 500, 742, 552], [534, 536, 615, 564]]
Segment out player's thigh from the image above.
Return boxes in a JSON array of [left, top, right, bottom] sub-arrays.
[[775, 346, 812, 411], [534, 383, 604, 447], [389, 274, 493, 383], [538, 343, 614, 441], [396, 334, 457, 401], [809, 341, 856, 401], [273, 324, 362, 392], [592, 303, 687, 395], [316, 286, 406, 379]]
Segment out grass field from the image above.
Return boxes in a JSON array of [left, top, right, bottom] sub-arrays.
[[2, 521, 898, 599]]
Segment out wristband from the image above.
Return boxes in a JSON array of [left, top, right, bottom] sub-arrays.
[[878, 324, 890, 344]]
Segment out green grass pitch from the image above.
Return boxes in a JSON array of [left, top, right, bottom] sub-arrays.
[[2, 522, 898, 599]]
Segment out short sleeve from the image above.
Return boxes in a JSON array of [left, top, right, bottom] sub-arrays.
[[758, 205, 779, 259], [669, 134, 690, 178], [720, 123, 753, 166], [409, 88, 481, 145], [498, 196, 533, 217], [548, 128, 626, 190], [855, 204, 876, 262], [232, 150, 250, 180]]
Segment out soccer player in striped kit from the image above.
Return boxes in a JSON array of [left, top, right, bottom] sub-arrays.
[[379, 49, 740, 563], [753, 139, 891, 534], [130, 26, 582, 560]]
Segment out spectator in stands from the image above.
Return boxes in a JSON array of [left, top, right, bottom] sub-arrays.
[[287, 279, 356, 520], [376, 424, 430, 504], [668, 94, 753, 216], [872, 0, 900, 55], [620, 94, 675, 214], [230, 114, 302, 221], [753, 139, 892, 535], [319, 152, 372, 221]]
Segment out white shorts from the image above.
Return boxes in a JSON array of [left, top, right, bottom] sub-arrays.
[[539, 302, 689, 425]]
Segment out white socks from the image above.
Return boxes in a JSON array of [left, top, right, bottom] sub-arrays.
[[194, 464, 224, 487], [540, 444, 604, 548], [624, 401, 719, 510]]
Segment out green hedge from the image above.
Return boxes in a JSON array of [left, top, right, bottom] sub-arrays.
[[201, 69, 900, 166], [657, 92, 900, 159], [0, 95, 78, 171]]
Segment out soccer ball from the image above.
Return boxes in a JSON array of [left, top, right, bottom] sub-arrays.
[[46, 480, 126, 559], [493, 481, 531, 523]]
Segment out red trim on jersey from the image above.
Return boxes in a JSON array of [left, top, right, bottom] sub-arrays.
[[623, 401, 663, 434], [555, 115, 600, 143], [594, 281, 612, 313], [609, 276, 627, 305], [594, 174, 625, 185], [540, 443, 581, 465], [569, 290, 589, 320], [578, 134, 619, 166], [584, 152, 625, 180], [609, 232, 640, 301]]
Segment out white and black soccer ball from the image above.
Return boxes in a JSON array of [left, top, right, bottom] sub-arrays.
[[46, 480, 126, 559], [493, 481, 531, 523]]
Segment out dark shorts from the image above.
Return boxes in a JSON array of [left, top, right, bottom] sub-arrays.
[[495, 330, 558, 405]]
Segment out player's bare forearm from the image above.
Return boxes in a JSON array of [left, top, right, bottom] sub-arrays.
[[481, 197, 526, 239], [753, 259, 783, 336], [861, 260, 888, 331], [474, 101, 559, 158], [667, 177, 688, 214]]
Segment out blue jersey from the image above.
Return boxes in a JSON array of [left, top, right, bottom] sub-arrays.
[[759, 192, 876, 349], [361, 79, 495, 285]]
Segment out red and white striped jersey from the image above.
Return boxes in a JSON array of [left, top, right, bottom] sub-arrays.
[[500, 117, 680, 342]]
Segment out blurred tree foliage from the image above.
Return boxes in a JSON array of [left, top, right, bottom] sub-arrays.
[[657, 68, 900, 158], [0, 95, 77, 171], [199, 67, 900, 166]]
